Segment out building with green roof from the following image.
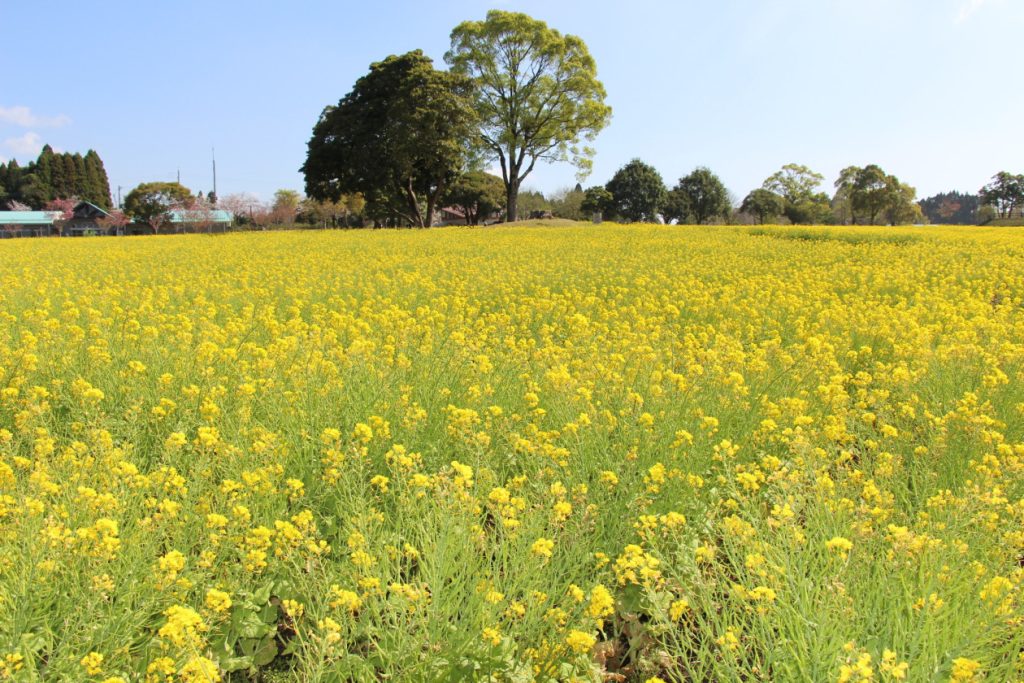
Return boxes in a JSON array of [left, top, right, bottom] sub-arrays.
[[0, 211, 58, 237]]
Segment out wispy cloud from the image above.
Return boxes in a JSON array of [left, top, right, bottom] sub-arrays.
[[3, 132, 45, 157], [956, 0, 987, 23], [0, 105, 71, 128]]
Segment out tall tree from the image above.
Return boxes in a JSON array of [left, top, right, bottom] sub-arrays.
[[72, 154, 87, 198], [302, 50, 478, 228], [762, 163, 831, 224], [604, 159, 666, 222], [852, 165, 890, 225], [668, 167, 731, 224], [83, 150, 112, 208], [740, 188, 785, 224], [446, 11, 612, 222], [980, 171, 1024, 219], [272, 189, 301, 225], [835, 165, 918, 225], [123, 181, 193, 231]]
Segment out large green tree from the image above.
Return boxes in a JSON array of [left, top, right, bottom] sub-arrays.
[[980, 171, 1024, 219], [302, 51, 477, 228], [443, 171, 505, 224], [740, 188, 785, 224], [123, 181, 193, 231], [446, 11, 612, 222], [604, 159, 666, 222], [835, 165, 919, 225], [668, 167, 731, 224], [762, 163, 831, 224], [580, 186, 614, 219]]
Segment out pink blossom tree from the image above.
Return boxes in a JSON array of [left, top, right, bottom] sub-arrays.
[[44, 197, 77, 236]]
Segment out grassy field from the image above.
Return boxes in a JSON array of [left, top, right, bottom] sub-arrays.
[[0, 224, 1022, 682]]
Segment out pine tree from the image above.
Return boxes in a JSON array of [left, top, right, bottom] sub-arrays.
[[36, 145, 57, 201], [72, 153, 87, 199], [61, 153, 76, 197], [84, 150, 112, 208], [2, 159, 22, 206]]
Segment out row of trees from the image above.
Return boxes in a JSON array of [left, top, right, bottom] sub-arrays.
[[114, 162, 1024, 232], [302, 11, 611, 226], [0, 145, 112, 210], [571, 161, 922, 226]]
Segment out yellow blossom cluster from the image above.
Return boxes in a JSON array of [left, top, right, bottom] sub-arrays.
[[0, 224, 1021, 680]]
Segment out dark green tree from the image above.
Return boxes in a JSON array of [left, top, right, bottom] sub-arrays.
[[124, 181, 193, 231], [834, 165, 919, 225], [72, 154, 88, 197], [302, 50, 478, 228], [36, 145, 57, 201], [580, 186, 614, 218], [446, 11, 612, 222], [669, 167, 731, 224], [443, 171, 505, 224], [83, 150, 112, 208], [852, 165, 889, 225], [604, 159, 666, 222], [740, 188, 785, 224]]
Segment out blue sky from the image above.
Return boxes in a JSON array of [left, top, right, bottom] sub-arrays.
[[2, 0, 1021, 204]]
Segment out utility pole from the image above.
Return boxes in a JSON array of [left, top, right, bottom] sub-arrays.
[[117, 185, 123, 208], [212, 147, 217, 198], [177, 169, 180, 184]]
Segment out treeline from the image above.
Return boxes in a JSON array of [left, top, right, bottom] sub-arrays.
[[0, 145, 112, 210], [528, 162, 1021, 227]]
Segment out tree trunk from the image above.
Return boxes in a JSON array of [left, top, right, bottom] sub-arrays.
[[506, 177, 520, 223]]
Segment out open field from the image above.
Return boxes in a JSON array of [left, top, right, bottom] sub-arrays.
[[0, 225, 1022, 682]]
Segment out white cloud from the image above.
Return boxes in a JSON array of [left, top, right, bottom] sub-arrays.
[[3, 132, 44, 158], [956, 0, 987, 22], [0, 105, 71, 128]]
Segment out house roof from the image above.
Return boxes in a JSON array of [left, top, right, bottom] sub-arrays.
[[0, 211, 58, 226], [167, 209, 234, 223], [73, 201, 112, 218]]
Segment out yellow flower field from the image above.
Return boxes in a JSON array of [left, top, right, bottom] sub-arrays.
[[0, 224, 1022, 682]]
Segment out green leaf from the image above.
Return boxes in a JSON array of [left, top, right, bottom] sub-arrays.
[[253, 638, 279, 667], [218, 656, 253, 672]]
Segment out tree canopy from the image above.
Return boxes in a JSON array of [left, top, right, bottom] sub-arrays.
[[740, 188, 785, 224], [580, 186, 614, 219], [123, 181, 192, 230], [302, 50, 478, 228], [0, 145, 111, 209], [918, 191, 980, 225], [446, 11, 611, 222], [443, 171, 505, 225], [980, 172, 1024, 219], [762, 163, 831, 224], [834, 165, 919, 225], [604, 159, 665, 222], [667, 167, 731, 224]]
